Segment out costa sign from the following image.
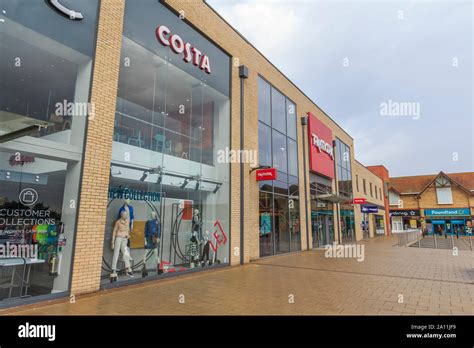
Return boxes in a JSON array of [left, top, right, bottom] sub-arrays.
[[156, 25, 211, 74], [307, 112, 334, 179]]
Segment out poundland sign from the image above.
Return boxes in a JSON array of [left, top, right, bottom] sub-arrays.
[[424, 208, 470, 216], [156, 25, 211, 74]]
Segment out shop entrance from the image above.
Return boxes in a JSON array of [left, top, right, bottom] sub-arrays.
[[311, 210, 334, 247], [451, 219, 466, 235], [431, 220, 446, 235]]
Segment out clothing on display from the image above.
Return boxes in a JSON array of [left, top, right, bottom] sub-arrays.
[[118, 202, 134, 248], [144, 218, 161, 249], [111, 236, 132, 273], [113, 218, 130, 238], [118, 204, 135, 222], [201, 240, 210, 263], [188, 235, 200, 264]]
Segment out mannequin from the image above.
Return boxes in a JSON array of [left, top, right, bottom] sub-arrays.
[[142, 211, 161, 277], [188, 234, 200, 268], [110, 211, 133, 281], [201, 230, 211, 267], [118, 199, 134, 247], [192, 209, 202, 239]]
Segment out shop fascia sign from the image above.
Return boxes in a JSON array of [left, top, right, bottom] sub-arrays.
[[361, 205, 378, 213], [156, 25, 211, 74], [390, 209, 419, 217], [353, 198, 366, 204], [311, 133, 334, 159], [424, 208, 470, 216], [256, 168, 277, 181]]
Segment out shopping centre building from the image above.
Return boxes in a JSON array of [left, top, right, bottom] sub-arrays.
[[388, 172, 474, 235], [0, 0, 388, 308]]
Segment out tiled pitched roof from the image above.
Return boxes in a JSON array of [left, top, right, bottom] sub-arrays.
[[388, 172, 474, 194]]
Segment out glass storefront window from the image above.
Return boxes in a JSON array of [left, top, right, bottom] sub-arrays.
[[288, 139, 298, 177], [289, 198, 301, 252], [335, 138, 354, 243], [0, 0, 99, 303], [274, 195, 289, 254], [257, 76, 300, 256], [258, 78, 271, 125], [272, 130, 287, 173], [287, 101, 297, 140], [259, 191, 273, 257], [100, 0, 230, 285], [258, 122, 272, 167], [271, 88, 286, 134]]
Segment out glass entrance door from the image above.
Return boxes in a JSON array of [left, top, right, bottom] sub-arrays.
[[432, 220, 446, 235], [311, 210, 334, 248], [451, 219, 466, 236]]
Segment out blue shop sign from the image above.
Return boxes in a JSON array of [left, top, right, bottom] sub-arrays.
[[361, 205, 378, 214], [424, 208, 470, 216]]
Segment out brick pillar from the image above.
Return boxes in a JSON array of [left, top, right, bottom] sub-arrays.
[[70, 0, 125, 295]]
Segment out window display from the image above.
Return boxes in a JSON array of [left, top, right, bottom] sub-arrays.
[[100, 0, 230, 285], [0, 0, 99, 303]]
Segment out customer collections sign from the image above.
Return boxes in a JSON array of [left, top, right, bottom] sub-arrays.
[[307, 112, 334, 179]]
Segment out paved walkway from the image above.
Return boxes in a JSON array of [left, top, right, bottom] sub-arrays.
[[3, 236, 474, 315]]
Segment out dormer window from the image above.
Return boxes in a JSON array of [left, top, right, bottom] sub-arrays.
[[435, 176, 453, 204]]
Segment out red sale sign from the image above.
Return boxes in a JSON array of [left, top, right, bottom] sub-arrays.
[[307, 112, 334, 179], [256, 168, 277, 181]]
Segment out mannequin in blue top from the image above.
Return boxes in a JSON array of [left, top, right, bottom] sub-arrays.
[[118, 199, 134, 230], [142, 211, 161, 276]]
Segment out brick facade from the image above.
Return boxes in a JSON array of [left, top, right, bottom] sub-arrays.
[[353, 161, 386, 240]]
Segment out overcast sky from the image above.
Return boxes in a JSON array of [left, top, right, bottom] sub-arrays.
[[208, 0, 473, 177]]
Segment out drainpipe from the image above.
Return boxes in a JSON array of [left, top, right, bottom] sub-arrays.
[[301, 115, 310, 251], [239, 65, 249, 265]]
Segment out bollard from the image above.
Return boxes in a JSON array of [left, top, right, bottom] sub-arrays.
[[469, 236, 472, 251], [417, 233, 421, 248], [450, 234, 454, 249], [434, 233, 437, 249]]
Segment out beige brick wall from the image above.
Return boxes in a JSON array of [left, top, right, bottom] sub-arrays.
[[395, 194, 420, 209], [70, 0, 124, 295], [352, 161, 385, 240]]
